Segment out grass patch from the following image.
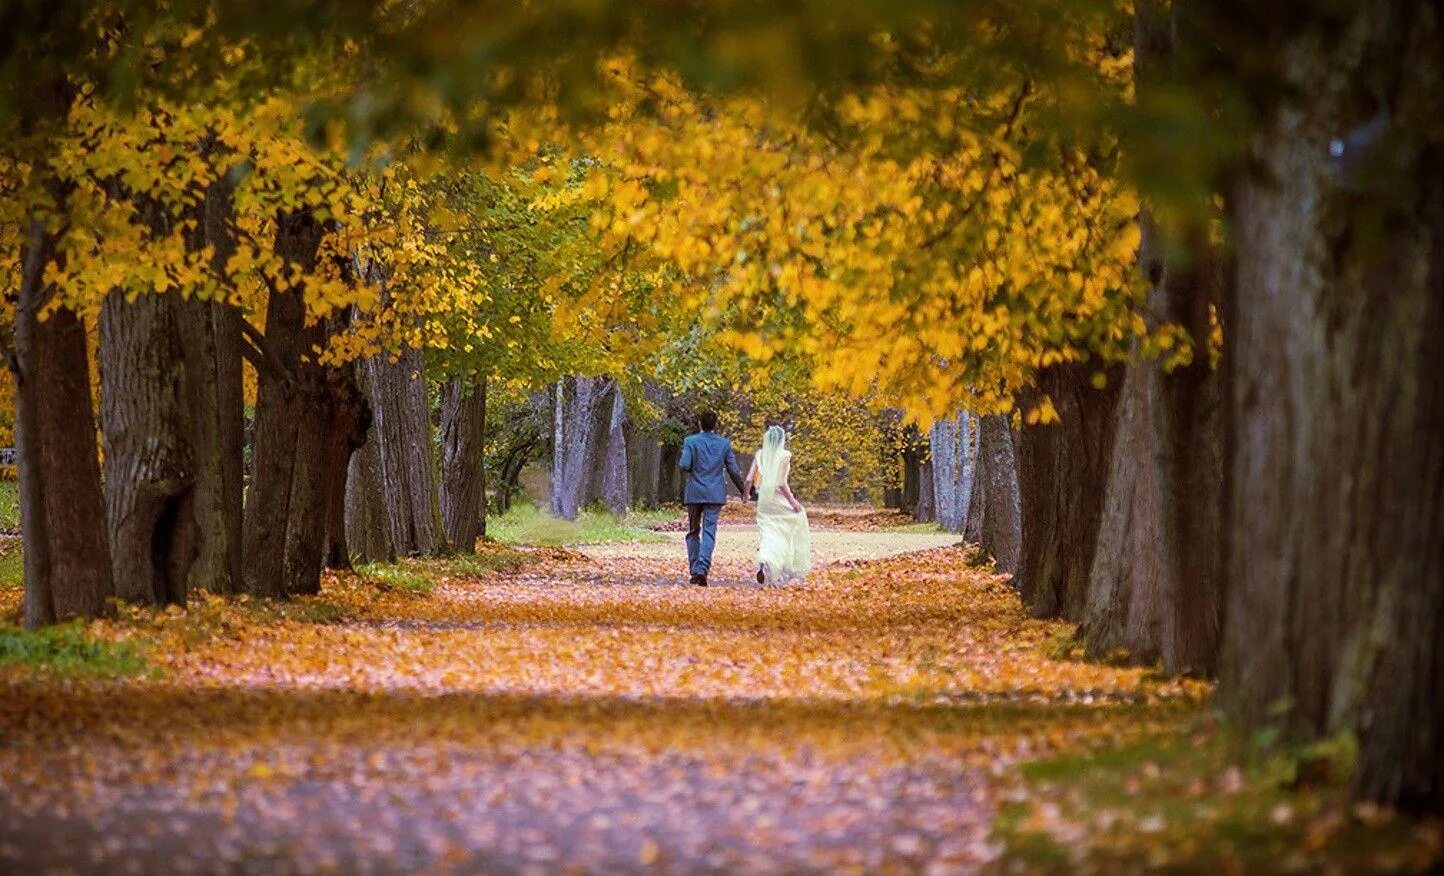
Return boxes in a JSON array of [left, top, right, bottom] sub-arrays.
[[0, 480, 18, 533], [0, 622, 150, 678], [888, 521, 944, 534], [351, 542, 536, 596], [0, 539, 22, 590], [354, 562, 437, 594], [489, 502, 670, 546], [993, 717, 1444, 873]]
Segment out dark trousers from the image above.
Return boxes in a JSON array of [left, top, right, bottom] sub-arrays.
[[685, 503, 722, 576]]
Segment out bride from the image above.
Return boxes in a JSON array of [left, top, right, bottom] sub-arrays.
[[747, 426, 812, 585]]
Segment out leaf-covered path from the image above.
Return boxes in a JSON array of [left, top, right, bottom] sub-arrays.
[[0, 533, 1205, 873]]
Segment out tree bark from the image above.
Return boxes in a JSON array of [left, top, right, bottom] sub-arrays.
[[964, 436, 985, 542], [976, 415, 1022, 577], [281, 322, 330, 596], [345, 373, 396, 566], [99, 292, 197, 607], [658, 441, 683, 505], [182, 159, 245, 595], [242, 210, 321, 599], [597, 384, 631, 516], [1217, 2, 1444, 811], [440, 375, 489, 551], [1015, 364, 1120, 618], [11, 215, 114, 626], [914, 458, 936, 523], [551, 375, 627, 520], [1080, 360, 1163, 663], [359, 347, 447, 556], [1080, 0, 1228, 678], [930, 413, 975, 533], [322, 358, 371, 571]]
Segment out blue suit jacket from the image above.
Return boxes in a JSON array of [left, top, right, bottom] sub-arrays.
[[679, 431, 746, 505]]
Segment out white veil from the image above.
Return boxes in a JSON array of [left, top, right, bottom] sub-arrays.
[[755, 425, 788, 496]]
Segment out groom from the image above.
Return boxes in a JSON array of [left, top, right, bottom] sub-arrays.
[[678, 410, 748, 586]]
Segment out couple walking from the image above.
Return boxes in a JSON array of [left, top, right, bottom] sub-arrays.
[[679, 410, 812, 587]]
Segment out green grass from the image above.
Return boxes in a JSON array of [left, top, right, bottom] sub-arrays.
[[488, 502, 672, 546], [0, 622, 151, 678], [992, 718, 1443, 873], [354, 562, 438, 594], [0, 541, 22, 590], [353, 542, 537, 594], [888, 521, 944, 534], [0, 480, 18, 533]]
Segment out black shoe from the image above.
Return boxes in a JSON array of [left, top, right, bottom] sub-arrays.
[[756, 567, 766, 585], [696, 575, 708, 587], [689, 574, 701, 586]]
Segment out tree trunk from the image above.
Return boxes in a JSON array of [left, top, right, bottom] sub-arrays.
[[345, 382, 396, 566], [964, 435, 985, 542], [243, 210, 321, 599], [901, 425, 924, 516], [440, 375, 489, 551], [1218, 3, 1444, 811], [183, 159, 246, 595], [1078, 0, 1228, 678], [1079, 360, 1163, 663], [976, 415, 1022, 577], [930, 413, 975, 533], [930, 416, 957, 531], [323, 360, 370, 570], [597, 384, 631, 516], [551, 375, 619, 520], [914, 458, 936, 523], [627, 426, 663, 509], [11, 215, 114, 626], [281, 323, 330, 596], [359, 348, 447, 556], [99, 292, 197, 607], [1015, 364, 1119, 618], [659, 441, 683, 505]]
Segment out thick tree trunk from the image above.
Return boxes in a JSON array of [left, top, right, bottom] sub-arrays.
[[282, 325, 330, 596], [964, 438, 985, 542], [440, 376, 488, 551], [914, 458, 936, 523], [182, 160, 246, 595], [1080, 0, 1226, 678], [323, 359, 371, 571], [901, 425, 924, 517], [11, 217, 114, 626], [596, 385, 630, 516], [1015, 364, 1120, 618], [243, 210, 321, 599], [1080, 360, 1163, 663], [976, 415, 1022, 576], [627, 426, 663, 509], [1218, 4, 1444, 811], [345, 391, 396, 566], [360, 348, 446, 556], [658, 441, 683, 505], [551, 375, 626, 520], [930, 413, 975, 533], [173, 294, 244, 595], [100, 293, 197, 606]]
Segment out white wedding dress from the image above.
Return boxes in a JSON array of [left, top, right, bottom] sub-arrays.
[[754, 443, 812, 585]]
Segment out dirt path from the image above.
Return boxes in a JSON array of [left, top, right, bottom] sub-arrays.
[[0, 537, 1203, 874], [580, 528, 963, 572]]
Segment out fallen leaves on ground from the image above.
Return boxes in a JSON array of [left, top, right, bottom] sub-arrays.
[[991, 721, 1444, 874], [1, 539, 1208, 872]]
